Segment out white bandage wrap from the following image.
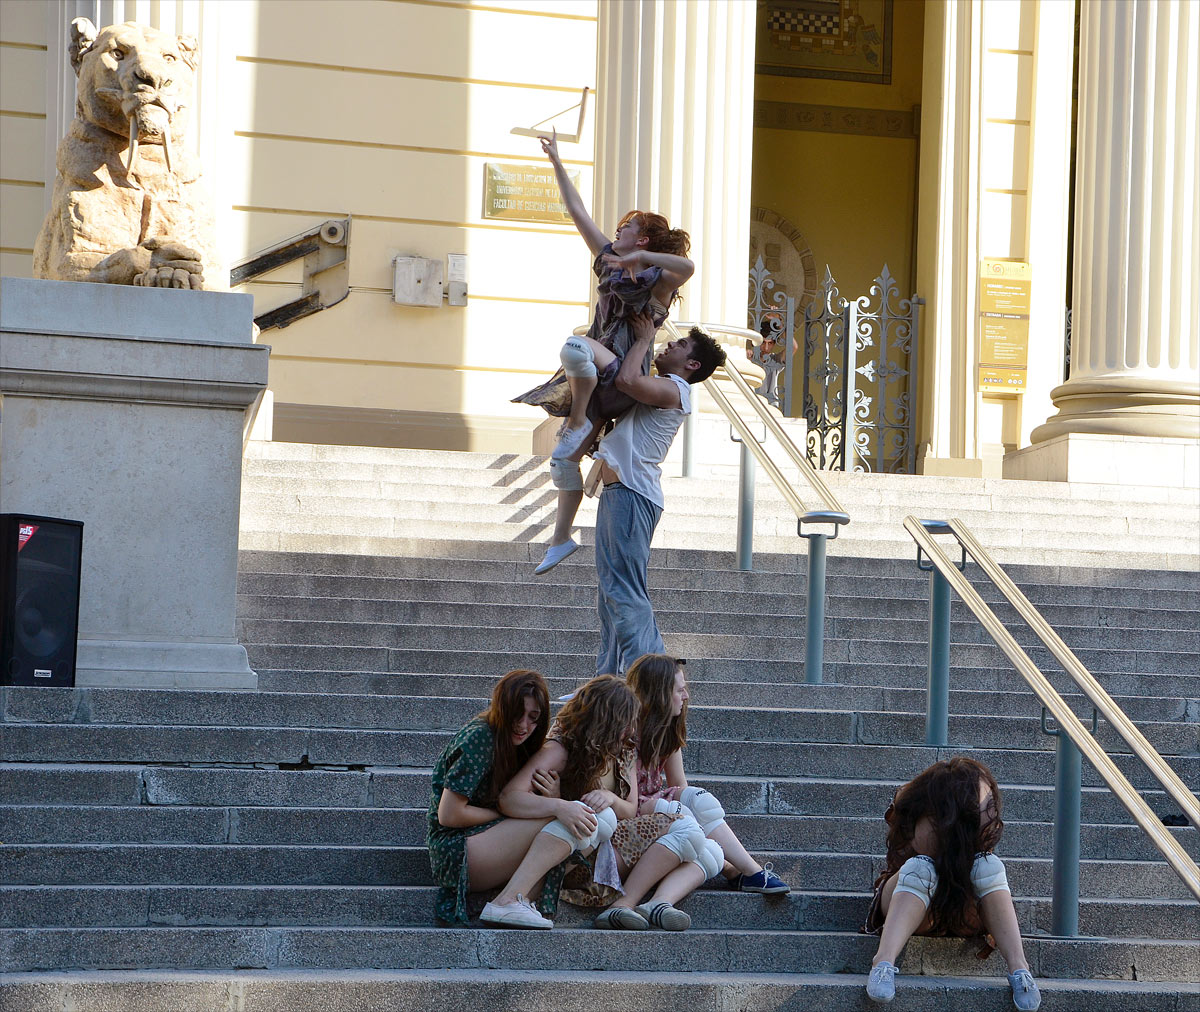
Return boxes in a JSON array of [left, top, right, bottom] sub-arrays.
[[679, 786, 727, 835], [971, 852, 1010, 898], [548, 458, 583, 491], [540, 802, 617, 853], [894, 855, 938, 909], [560, 337, 597, 379], [653, 813, 724, 875]]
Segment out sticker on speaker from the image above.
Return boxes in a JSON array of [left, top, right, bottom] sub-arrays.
[[18, 524, 38, 551], [34, 669, 52, 678]]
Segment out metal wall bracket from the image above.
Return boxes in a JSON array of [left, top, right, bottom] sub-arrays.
[[230, 218, 351, 332]]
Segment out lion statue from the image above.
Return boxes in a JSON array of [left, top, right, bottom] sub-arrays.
[[33, 17, 222, 290]]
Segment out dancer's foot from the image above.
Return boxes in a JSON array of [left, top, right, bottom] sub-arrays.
[[535, 538, 578, 575], [553, 420, 592, 460]]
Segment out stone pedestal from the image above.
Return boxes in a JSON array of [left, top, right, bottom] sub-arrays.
[[1015, 0, 1200, 483], [0, 277, 269, 688], [1004, 433, 1199, 489]]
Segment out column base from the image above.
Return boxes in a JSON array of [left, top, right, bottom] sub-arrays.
[[1003, 432, 1200, 487], [76, 640, 258, 690]]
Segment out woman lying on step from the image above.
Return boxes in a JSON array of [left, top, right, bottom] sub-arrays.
[[625, 653, 791, 895], [863, 756, 1041, 1010], [499, 674, 722, 931], [428, 668, 601, 926]]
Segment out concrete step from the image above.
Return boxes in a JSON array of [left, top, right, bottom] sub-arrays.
[[232, 594, 1200, 652], [238, 671, 1199, 724], [7, 968, 1200, 1012], [4, 764, 1189, 831], [7, 843, 1192, 900], [237, 529, 1196, 572], [3, 884, 1194, 939], [3, 923, 1197, 978], [5, 690, 1196, 755], [233, 573, 1200, 629], [247, 650, 1200, 699]]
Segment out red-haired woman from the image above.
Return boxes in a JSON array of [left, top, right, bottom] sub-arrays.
[[863, 757, 1040, 1009], [512, 130, 695, 576]]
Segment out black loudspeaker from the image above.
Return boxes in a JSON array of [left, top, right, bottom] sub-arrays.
[[0, 514, 83, 687]]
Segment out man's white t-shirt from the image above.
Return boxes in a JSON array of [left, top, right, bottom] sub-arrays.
[[593, 374, 692, 510]]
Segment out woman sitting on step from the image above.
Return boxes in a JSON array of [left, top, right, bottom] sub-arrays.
[[625, 653, 791, 896], [862, 757, 1041, 1010], [499, 674, 722, 931], [429, 668, 587, 926]]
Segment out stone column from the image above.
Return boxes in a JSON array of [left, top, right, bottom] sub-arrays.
[[593, 0, 756, 327], [1011, 0, 1199, 485]]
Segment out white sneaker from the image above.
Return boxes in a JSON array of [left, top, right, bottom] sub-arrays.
[[1008, 969, 1041, 1011], [534, 538, 578, 575], [866, 960, 896, 1003], [479, 894, 552, 929], [553, 421, 592, 460]]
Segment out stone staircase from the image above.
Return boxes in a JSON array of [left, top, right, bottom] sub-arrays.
[[1, 441, 1198, 1011]]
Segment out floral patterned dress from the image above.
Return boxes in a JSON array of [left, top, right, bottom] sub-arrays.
[[511, 242, 674, 423], [426, 718, 566, 925]]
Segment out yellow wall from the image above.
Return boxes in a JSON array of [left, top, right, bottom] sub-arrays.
[[751, 0, 926, 304], [227, 0, 599, 449], [0, 0, 47, 279]]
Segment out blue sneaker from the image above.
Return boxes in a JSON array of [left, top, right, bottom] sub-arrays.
[[1008, 969, 1041, 1011], [736, 862, 790, 894]]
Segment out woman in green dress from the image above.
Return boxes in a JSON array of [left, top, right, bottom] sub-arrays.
[[427, 669, 557, 925]]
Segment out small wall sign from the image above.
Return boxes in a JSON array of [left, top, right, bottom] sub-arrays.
[[978, 260, 1031, 391], [483, 162, 580, 224]]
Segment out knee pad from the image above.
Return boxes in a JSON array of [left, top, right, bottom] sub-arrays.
[[540, 801, 618, 853], [693, 838, 724, 879], [971, 852, 1009, 898], [679, 786, 727, 835], [548, 458, 583, 490], [894, 855, 938, 909], [559, 337, 597, 379], [653, 813, 707, 864]]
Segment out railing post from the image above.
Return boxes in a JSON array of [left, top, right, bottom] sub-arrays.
[[681, 406, 695, 478], [799, 511, 850, 685], [736, 439, 756, 571], [916, 520, 966, 747], [1042, 707, 1097, 937]]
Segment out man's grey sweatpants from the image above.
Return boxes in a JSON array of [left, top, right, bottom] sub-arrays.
[[595, 482, 665, 675]]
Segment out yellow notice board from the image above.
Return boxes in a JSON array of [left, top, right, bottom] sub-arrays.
[[483, 162, 579, 224], [978, 260, 1031, 391]]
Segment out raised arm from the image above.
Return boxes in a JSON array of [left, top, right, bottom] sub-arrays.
[[541, 131, 608, 256], [614, 311, 685, 409], [602, 249, 695, 294]]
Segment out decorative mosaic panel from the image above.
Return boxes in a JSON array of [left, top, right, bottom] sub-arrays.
[[756, 0, 893, 84]]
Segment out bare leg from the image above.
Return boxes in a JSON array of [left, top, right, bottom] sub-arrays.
[[979, 889, 1031, 972], [872, 872, 933, 966], [548, 419, 604, 547], [643, 861, 706, 906], [465, 817, 553, 891], [565, 375, 597, 431], [607, 842, 681, 909], [491, 831, 573, 906], [707, 822, 762, 878]]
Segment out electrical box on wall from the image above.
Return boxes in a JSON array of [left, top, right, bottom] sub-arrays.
[[392, 256, 443, 307]]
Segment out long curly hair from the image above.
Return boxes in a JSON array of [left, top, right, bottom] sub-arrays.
[[874, 757, 1004, 936], [617, 209, 691, 258], [554, 675, 639, 799], [625, 653, 687, 770], [479, 669, 550, 803]]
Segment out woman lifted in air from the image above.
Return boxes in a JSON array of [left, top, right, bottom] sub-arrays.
[[863, 757, 1041, 1010], [512, 130, 694, 576]]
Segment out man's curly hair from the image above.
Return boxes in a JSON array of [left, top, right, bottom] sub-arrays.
[[684, 327, 726, 384]]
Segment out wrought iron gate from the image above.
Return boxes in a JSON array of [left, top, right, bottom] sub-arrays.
[[748, 257, 923, 474]]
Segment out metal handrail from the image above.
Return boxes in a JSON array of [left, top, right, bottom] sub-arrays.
[[904, 515, 1200, 902], [667, 319, 847, 518]]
